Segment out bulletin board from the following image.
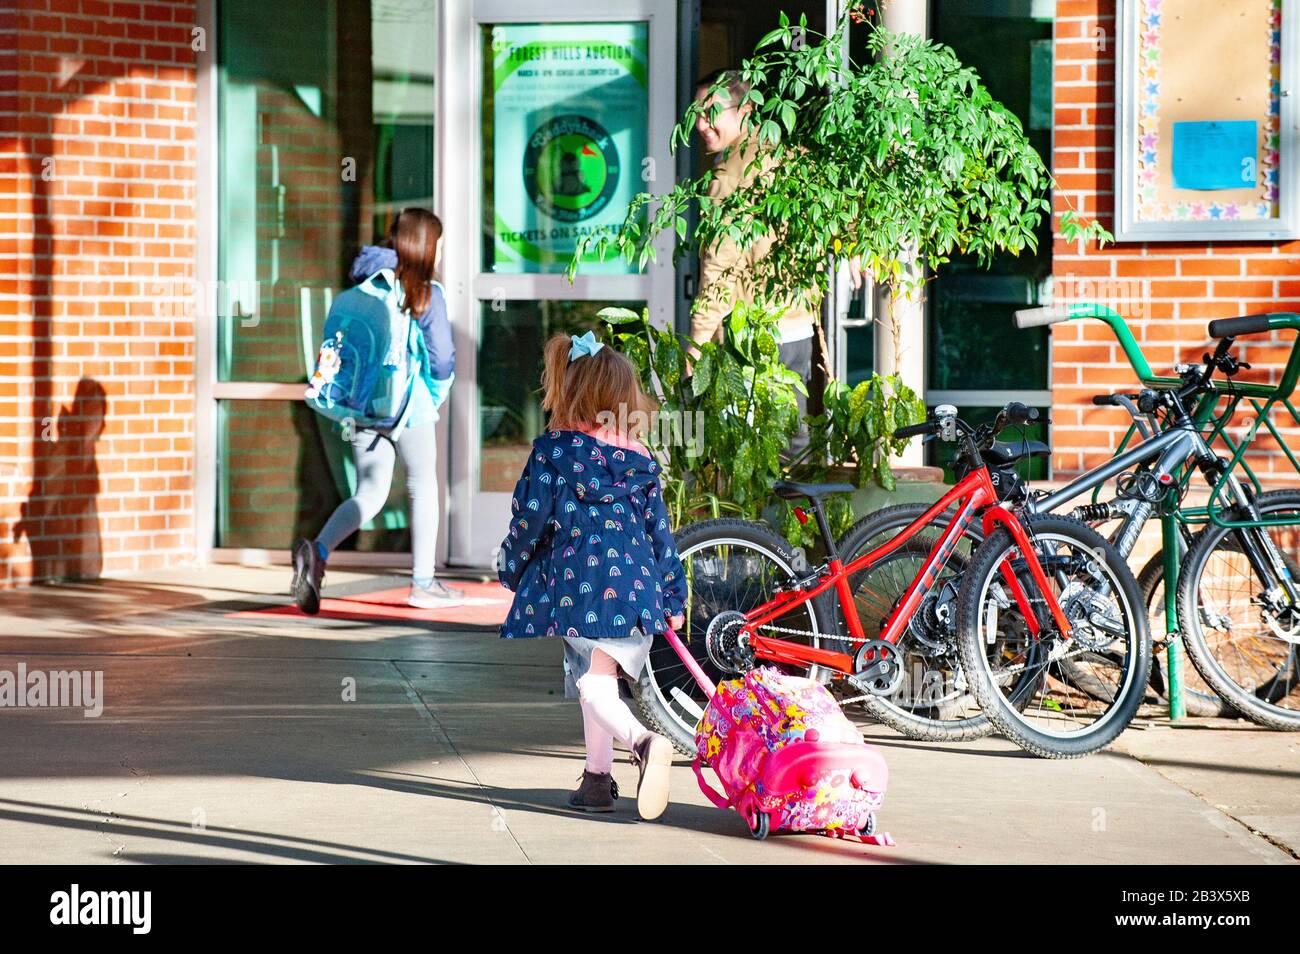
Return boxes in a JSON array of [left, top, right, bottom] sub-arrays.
[[1115, 0, 1298, 241]]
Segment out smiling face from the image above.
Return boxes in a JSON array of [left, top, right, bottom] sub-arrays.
[[694, 86, 749, 155]]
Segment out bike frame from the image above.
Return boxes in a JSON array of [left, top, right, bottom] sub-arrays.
[[1028, 424, 1212, 557], [737, 465, 1074, 677], [1021, 302, 1300, 718]]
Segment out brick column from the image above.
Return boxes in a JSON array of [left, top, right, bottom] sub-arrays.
[[0, 0, 199, 586]]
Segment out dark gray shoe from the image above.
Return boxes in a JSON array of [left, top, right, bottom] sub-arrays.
[[631, 733, 672, 820], [566, 771, 619, 813], [292, 538, 324, 615]]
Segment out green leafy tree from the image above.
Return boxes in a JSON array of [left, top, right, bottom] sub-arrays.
[[597, 304, 924, 548], [571, 4, 1108, 302], [572, 4, 1109, 544], [596, 303, 801, 529]]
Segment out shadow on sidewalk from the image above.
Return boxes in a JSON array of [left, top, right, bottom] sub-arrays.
[[344, 770, 922, 863], [0, 797, 457, 865]]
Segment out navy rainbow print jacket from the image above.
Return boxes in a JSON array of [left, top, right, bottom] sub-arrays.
[[497, 430, 687, 640]]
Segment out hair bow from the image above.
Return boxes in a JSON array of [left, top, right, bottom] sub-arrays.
[[568, 331, 605, 363]]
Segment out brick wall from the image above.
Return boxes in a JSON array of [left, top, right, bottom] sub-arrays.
[[0, 0, 198, 586], [1052, 0, 1300, 482]]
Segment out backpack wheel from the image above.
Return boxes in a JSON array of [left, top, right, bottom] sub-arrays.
[[748, 811, 771, 840], [860, 812, 876, 838]]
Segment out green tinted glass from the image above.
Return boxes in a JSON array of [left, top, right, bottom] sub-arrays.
[[217, 400, 412, 550], [217, 0, 436, 383], [479, 299, 641, 492]]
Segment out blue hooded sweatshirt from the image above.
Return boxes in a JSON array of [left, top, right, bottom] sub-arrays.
[[497, 430, 687, 640]]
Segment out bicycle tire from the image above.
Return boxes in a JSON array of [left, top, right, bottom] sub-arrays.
[[1134, 551, 1232, 718], [957, 514, 1151, 758], [832, 504, 995, 741], [1176, 492, 1300, 730], [1055, 551, 1229, 717], [633, 518, 824, 755]]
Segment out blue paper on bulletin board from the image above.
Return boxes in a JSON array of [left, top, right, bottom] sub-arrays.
[[1172, 121, 1258, 190]]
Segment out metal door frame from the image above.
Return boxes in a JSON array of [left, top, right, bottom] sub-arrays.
[[440, 0, 678, 567]]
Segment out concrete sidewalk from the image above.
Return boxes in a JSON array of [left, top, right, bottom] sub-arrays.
[[0, 566, 1294, 864]]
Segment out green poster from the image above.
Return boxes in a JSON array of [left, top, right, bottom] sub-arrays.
[[490, 22, 648, 274]]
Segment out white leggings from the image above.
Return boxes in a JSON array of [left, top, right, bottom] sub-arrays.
[[575, 650, 649, 775]]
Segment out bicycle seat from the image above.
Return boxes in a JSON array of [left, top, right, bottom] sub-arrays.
[[772, 480, 856, 501], [984, 439, 1050, 467]]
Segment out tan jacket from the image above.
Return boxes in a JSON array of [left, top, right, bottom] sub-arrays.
[[690, 142, 818, 346]]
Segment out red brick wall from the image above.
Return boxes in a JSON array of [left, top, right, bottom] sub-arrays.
[[1052, 0, 1300, 481], [0, 0, 198, 586]]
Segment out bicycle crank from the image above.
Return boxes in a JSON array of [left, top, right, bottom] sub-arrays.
[[851, 638, 905, 696]]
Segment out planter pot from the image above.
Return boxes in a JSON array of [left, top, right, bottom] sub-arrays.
[[837, 465, 947, 520], [758, 464, 947, 545]]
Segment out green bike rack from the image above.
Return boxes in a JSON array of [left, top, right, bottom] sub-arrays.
[[1037, 304, 1300, 720]]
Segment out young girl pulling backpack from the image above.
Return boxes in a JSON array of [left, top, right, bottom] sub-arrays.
[[497, 332, 686, 819]]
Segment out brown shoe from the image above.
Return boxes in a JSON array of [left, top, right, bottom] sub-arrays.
[[631, 733, 672, 821], [566, 770, 618, 813]]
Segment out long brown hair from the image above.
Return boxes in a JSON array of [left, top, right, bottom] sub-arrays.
[[540, 334, 655, 437], [388, 208, 442, 316]]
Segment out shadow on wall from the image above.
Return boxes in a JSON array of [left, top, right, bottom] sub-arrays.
[[3, 26, 194, 585], [13, 378, 107, 581]]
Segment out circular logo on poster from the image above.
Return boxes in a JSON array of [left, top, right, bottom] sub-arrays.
[[523, 114, 619, 223]]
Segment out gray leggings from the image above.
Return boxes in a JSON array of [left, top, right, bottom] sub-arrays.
[[316, 421, 439, 580]]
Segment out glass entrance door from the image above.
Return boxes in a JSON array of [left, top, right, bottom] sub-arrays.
[[214, 0, 440, 557], [441, 0, 677, 566]]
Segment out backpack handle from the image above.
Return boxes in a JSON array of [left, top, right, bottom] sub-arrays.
[[663, 627, 716, 698], [692, 757, 732, 809]]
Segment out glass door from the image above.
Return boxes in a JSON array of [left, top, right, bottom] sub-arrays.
[[925, 1, 1054, 479], [441, 0, 676, 566], [214, 0, 439, 556]]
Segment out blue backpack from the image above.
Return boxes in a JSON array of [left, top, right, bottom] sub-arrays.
[[304, 270, 433, 437]]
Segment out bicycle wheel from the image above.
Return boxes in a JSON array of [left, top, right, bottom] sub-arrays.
[[831, 503, 994, 741], [1055, 551, 1229, 717], [1134, 552, 1232, 717], [634, 518, 824, 755], [957, 514, 1150, 758], [1176, 491, 1300, 730]]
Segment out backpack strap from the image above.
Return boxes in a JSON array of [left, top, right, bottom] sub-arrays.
[[692, 757, 732, 809], [357, 268, 398, 301], [385, 355, 421, 442]]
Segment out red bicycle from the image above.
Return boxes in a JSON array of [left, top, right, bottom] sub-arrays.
[[634, 403, 1147, 757]]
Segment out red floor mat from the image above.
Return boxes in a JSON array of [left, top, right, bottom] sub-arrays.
[[229, 580, 510, 626]]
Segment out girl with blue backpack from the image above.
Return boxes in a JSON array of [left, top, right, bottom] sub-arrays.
[[294, 208, 461, 613], [497, 332, 686, 819]]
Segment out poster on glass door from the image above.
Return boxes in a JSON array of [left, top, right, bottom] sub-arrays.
[[489, 21, 648, 274]]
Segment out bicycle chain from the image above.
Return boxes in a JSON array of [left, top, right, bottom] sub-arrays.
[[749, 621, 857, 644]]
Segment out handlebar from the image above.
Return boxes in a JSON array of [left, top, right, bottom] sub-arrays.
[[1015, 303, 1300, 391], [1208, 314, 1276, 338], [1013, 307, 1069, 329], [892, 401, 1039, 444], [892, 421, 936, 440], [1091, 393, 1138, 407], [1013, 302, 1156, 380], [999, 401, 1038, 428]]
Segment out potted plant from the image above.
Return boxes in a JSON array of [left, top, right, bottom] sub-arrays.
[[595, 302, 927, 549]]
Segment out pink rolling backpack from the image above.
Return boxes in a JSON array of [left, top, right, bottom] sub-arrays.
[[691, 665, 893, 845]]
